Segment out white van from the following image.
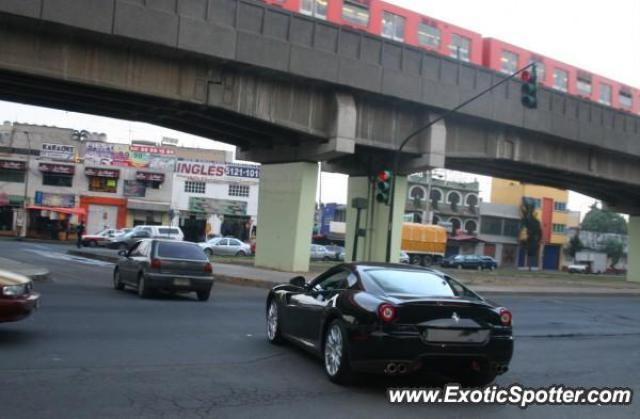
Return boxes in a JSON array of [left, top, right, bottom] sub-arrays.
[[131, 225, 184, 241]]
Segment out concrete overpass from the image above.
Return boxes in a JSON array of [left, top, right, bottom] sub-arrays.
[[0, 0, 639, 278]]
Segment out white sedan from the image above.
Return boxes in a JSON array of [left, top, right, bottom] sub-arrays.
[[199, 237, 252, 257]]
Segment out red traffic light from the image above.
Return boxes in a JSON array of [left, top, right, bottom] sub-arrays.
[[521, 70, 531, 82], [377, 170, 391, 182]]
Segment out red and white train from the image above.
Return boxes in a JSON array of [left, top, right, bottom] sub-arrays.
[[261, 0, 639, 114]]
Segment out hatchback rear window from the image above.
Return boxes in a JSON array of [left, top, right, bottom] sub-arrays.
[[156, 242, 207, 260], [363, 268, 455, 297], [158, 228, 180, 235]]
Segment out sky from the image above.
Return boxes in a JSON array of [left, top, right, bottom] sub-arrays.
[[2, 0, 639, 217]]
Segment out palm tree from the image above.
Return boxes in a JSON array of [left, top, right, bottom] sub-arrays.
[[520, 199, 542, 271]]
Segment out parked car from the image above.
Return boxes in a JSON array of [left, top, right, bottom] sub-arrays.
[[199, 237, 252, 257], [323, 245, 345, 261], [265, 263, 513, 385], [310, 244, 332, 261], [113, 239, 214, 301], [567, 263, 589, 274], [131, 225, 184, 241], [441, 255, 487, 270], [481, 256, 498, 270], [0, 269, 40, 323], [81, 228, 121, 247], [399, 250, 410, 264], [108, 229, 153, 250]]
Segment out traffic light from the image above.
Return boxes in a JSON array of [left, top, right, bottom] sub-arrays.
[[375, 170, 393, 204], [521, 64, 537, 109]]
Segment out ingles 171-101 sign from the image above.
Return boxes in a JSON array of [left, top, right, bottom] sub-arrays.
[[175, 161, 259, 182]]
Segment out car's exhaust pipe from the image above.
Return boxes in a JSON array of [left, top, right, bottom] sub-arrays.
[[397, 363, 407, 374], [384, 362, 398, 375], [491, 363, 509, 375]]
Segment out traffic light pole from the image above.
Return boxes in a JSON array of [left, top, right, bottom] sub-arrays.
[[384, 62, 536, 262]]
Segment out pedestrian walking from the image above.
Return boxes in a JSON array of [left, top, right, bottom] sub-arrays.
[[76, 221, 85, 248]]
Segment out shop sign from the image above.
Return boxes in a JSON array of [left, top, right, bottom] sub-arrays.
[[129, 145, 175, 155], [83, 142, 176, 170], [135, 172, 165, 182], [0, 160, 26, 170], [39, 163, 75, 175], [85, 167, 120, 178], [226, 164, 260, 179], [176, 161, 259, 182], [41, 143, 75, 161], [123, 180, 146, 197], [84, 142, 130, 167], [189, 197, 247, 215], [34, 191, 76, 208]]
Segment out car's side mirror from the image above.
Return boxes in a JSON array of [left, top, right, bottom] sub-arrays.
[[117, 250, 128, 257], [289, 276, 306, 288]]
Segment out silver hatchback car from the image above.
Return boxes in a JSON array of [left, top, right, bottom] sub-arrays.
[[199, 237, 252, 257]]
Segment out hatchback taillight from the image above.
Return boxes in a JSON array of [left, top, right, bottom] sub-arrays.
[[150, 259, 162, 269], [499, 308, 512, 326], [377, 303, 397, 323], [204, 263, 213, 273]]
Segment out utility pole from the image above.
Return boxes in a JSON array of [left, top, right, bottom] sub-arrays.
[[384, 63, 537, 261], [20, 130, 32, 238]]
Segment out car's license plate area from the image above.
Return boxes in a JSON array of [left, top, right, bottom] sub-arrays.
[[422, 328, 490, 344], [173, 278, 191, 287]]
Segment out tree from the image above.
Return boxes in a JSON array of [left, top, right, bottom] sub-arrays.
[[603, 239, 624, 268], [520, 199, 542, 271], [581, 203, 627, 234], [567, 234, 584, 258]]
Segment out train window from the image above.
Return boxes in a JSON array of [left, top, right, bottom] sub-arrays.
[[300, 0, 327, 20], [343, 0, 369, 27], [382, 11, 406, 42], [577, 77, 592, 96], [417, 22, 440, 48], [500, 50, 518, 74], [599, 83, 612, 105], [619, 91, 633, 109], [449, 34, 470, 62], [552, 68, 568, 92]]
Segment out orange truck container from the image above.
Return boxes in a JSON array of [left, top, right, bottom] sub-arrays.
[[401, 223, 448, 265]]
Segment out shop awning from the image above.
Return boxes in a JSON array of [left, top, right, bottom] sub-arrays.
[[127, 199, 170, 212], [26, 205, 86, 217]]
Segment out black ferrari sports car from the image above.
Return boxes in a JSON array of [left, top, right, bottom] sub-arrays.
[[265, 263, 513, 385]]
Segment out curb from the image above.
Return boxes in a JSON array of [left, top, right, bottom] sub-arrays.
[[64, 250, 640, 296]]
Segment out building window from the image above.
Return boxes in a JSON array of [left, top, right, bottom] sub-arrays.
[[503, 219, 520, 237], [300, 0, 327, 19], [228, 184, 250, 198], [0, 168, 25, 183], [409, 186, 426, 201], [599, 83, 612, 105], [523, 197, 541, 209], [381, 11, 405, 42], [450, 218, 462, 234], [88, 177, 117, 193], [42, 173, 72, 187], [342, 0, 369, 26], [554, 201, 567, 211], [552, 223, 566, 234], [464, 220, 477, 234], [500, 50, 518, 74], [449, 34, 470, 62], [576, 76, 592, 96], [480, 216, 502, 235], [620, 91, 633, 109], [184, 181, 206, 194], [553, 68, 568, 92], [417, 22, 440, 48]]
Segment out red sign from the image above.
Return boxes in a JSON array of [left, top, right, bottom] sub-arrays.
[[135, 172, 165, 182], [0, 160, 26, 170], [85, 167, 120, 178], [39, 163, 75, 175], [175, 161, 225, 177], [129, 145, 175, 155]]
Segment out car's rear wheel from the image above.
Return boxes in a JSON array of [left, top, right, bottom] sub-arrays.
[[410, 255, 422, 265], [137, 274, 152, 298], [236, 251, 246, 257], [457, 264, 463, 269], [196, 288, 211, 302], [323, 320, 352, 384], [204, 248, 213, 257], [118, 243, 128, 251], [477, 265, 482, 271], [113, 269, 125, 291], [88, 240, 97, 247], [266, 300, 283, 344]]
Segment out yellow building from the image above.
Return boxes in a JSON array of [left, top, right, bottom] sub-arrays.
[[491, 178, 570, 269]]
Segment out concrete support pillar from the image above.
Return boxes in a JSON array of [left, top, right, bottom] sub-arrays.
[[345, 175, 408, 263], [627, 216, 640, 282], [254, 162, 318, 272]]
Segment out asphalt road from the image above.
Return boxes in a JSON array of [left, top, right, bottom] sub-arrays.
[[1, 240, 639, 419]]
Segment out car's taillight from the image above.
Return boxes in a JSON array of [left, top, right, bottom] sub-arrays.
[[204, 262, 213, 273], [150, 259, 162, 269], [377, 303, 397, 323], [499, 308, 512, 326]]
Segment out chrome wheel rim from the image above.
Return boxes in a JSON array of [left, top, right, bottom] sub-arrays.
[[267, 302, 278, 340], [324, 325, 343, 376]]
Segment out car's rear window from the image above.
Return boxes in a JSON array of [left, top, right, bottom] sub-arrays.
[[363, 268, 455, 297], [156, 242, 207, 260], [158, 228, 180, 235]]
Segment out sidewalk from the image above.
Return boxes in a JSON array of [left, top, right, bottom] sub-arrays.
[[0, 256, 51, 282], [66, 248, 640, 295]]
